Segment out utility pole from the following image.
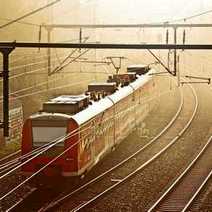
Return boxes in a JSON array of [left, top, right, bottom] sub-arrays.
[[177, 55, 180, 87], [174, 27, 177, 76], [47, 27, 52, 75], [0, 47, 14, 137]]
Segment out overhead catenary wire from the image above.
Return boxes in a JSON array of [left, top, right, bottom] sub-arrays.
[[0, 39, 91, 81], [1, 2, 212, 31], [0, 17, 40, 27], [0, 57, 111, 101], [52, 49, 91, 74], [6, 70, 110, 99], [1, 37, 90, 68], [50, 37, 90, 74], [0, 0, 62, 30], [7, 51, 71, 72], [8, 37, 89, 60], [6, 78, 92, 101], [5, 48, 85, 74], [0, 0, 94, 28], [167, 8, 212, 23], [0, 45, 94, 85]]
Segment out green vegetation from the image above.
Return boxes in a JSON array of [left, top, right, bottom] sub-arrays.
[[0, 140, 20, 158]]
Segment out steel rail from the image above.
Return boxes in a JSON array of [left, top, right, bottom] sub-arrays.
[[62, 83, 198, 212], [0, 150, 20, 164], [6, 188, 37, 211], [1, 86, 162, 175], [183, 169, 212, 212], [39, 81, 184, 211], [148, 136, 212, 212], [2, 86, 164, 203], [6, 80, 180, 211]]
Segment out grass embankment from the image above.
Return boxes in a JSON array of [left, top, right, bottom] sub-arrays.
[[0, 140, 20, 158]]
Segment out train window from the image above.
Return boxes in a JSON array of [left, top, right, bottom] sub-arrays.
[[32, 127, 66, 147]]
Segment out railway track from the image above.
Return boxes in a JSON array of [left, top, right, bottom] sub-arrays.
[[0, 150, 20, 165], [0, 150, 21, 175], [7, 187, 61, 212], [2, 80, 181, 211], [148, 135, 212, 212], [28, 83, 198, 211]]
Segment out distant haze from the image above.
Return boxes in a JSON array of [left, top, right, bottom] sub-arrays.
[[78, 0, 212, 23]]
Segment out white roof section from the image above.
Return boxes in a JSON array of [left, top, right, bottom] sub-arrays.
[[130, 68, 155, 90], [30, 112, 71, 119], [89, 82, 116, 86], [45, 95, 87, 104], [107, 85, 133, 104], [72, 69, 154, 125], [127, 64, 148, 69], [72, 97, 113, 125]]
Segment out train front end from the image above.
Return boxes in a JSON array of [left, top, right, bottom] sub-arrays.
[[21, 95, 91, 178], [22, 113, 76, 177]]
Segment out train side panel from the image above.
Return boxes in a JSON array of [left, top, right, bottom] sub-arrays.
[[76, 106, 115, 174], [22, 119, 33, 173], [114, 93, 134, 143], [63, 119, 79, 176], [21, 71, 158, 178], [75, 75, 157, 176]]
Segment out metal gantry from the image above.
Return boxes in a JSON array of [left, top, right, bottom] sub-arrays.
[[42, 23, 212, 75], [42, 23, 212, 29]]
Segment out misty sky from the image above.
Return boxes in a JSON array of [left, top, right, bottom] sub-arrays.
[[77, 0, 212, 23]]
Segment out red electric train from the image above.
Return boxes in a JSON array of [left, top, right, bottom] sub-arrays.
[[22, 65, 158, 177]]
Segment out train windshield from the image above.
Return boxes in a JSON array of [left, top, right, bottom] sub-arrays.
[[32, 119, 67, 147]]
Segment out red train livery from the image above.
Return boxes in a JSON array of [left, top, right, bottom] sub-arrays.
[[22, 66, 157, 177]]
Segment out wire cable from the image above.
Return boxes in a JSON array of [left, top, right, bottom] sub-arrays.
[[0, 0, 62, 29]]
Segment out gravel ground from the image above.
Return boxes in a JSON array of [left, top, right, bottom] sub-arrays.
[[189, 175, 212, 212], [72, 84, 212, 212], [0, 172, 31, 211]]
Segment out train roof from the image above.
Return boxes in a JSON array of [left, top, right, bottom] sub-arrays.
[[30, 112, 71, 120], [72, 97, 113, 125], [29, 69, 155, 125], [130, 69, 153, 90], [88, 82, 116, 86], [127, 64, 148, 69], [72, 70, 154, 125], [44, 94, 87, 104]]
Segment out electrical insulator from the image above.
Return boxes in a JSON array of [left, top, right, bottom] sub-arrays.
[[38, 25, 42, 52], [166, 29, 169, 44], [183, 29, 186, 44], [79, 28, 82, 52]]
